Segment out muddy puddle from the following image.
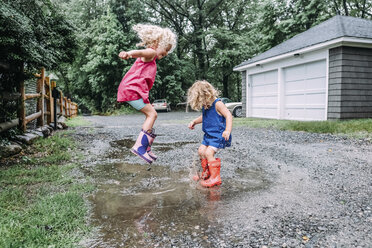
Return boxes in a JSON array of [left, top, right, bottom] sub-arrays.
[[81, 139, 271, 247], [83, 161, 270, 247], [107, 139, 200, 158]]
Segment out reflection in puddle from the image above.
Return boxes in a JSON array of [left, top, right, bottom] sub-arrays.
[[109, 139, 134, 149], [110, 139, 198, 151], [83, 162, 270, 247], [107, 139, 199, 159]]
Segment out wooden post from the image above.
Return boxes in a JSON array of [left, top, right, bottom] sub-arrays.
[[72, 103, 75, 116], [59, 90, 63, 116], [17, 64, 26, 132], [68, 99, 71, 117], [37, 68, 45, 126], [50, 81, 56, 123], [64, 97, 67, 117], [45, 77, 51, 124]]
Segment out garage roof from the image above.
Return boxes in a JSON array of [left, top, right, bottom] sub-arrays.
[[234, 15, 372, 70]]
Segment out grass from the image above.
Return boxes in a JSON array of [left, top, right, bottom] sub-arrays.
[[234, 118, 372, 138], [109, 105, 138, 115], [0, 131, 95, 248], [65, 116, 92, 127], [90, 105, 138, 116]]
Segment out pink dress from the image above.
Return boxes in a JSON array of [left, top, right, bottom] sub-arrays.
[[117, 56, 157, 104]]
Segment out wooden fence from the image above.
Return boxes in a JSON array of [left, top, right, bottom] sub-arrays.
[[0, 68, 78, 133]]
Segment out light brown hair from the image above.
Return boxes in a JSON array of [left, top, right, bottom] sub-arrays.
[[133, 24, 177, 53], [187, 80, 219, 111]]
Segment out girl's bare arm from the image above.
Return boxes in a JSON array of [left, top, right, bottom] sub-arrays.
[[188, 115, 203, 130], [119, 48, 157, 61], [215, 101, 232, 140]]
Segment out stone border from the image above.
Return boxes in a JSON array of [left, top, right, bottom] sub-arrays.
[[0, 116, 68, 159]]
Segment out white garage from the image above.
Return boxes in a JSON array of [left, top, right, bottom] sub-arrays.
[[234, 15, 372, 120], [250, 70, 278, 118], [247, 60, 327, 121], [283, 60, 327, 120], [245, 50, 328, 121]]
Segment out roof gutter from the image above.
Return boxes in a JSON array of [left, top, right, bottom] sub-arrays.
[[233, 37, 372, 72]]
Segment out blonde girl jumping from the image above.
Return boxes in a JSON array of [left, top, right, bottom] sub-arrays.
[[117, 24, 177, 164]]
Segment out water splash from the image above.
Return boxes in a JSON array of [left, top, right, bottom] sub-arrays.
[[188, 151, 200, 183]]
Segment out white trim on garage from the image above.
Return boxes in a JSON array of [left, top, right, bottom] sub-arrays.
[[245, 70, 249, 117], [325, 49, 329, 120]]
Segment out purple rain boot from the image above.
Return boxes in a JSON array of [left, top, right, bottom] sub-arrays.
[[146, 129, 157, 161], [131, 130, 154, 164]]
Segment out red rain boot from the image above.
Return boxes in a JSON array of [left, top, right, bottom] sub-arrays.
[[193, 158, 210, 181], [200, 158, 221, 187], [146, 129, 157, 161], [131, 130, 154, 164]]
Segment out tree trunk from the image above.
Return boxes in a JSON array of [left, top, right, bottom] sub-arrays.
[[194, 29, 206, 78], [342, 0, 349, 16], [223, 74, 229, 98]]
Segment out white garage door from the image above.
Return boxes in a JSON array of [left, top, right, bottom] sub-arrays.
[[250, 70, 278, 118], [283, 60, 327, 120]]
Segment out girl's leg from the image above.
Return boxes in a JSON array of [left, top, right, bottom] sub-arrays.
[[140, 104, 158, 131], [129, 103, 157, 164], [194, 145, 210, 181], [204, 146, 217, 162], [200, 146, 221, 187], [198, 144, 207, 159]]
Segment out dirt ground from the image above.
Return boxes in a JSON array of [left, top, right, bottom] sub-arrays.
[[72, 111, 372, 248]]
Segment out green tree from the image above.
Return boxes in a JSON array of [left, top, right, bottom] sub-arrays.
[[253, 0, 371, 54], [206, 0, 260, 99], [68, 8, 128, 112], [329, 0, 372, 18], [0, 0, 76, 123], [145, 0, 227, 79], [150, 54, 188, 105], [0, 0, 76, 77]]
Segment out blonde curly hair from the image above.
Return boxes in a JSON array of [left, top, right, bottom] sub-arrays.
[[133, 24, 177, 53], [187, 80, 220, 111]]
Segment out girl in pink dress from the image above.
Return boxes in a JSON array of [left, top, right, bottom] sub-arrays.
[[117, 24, 177, 164]]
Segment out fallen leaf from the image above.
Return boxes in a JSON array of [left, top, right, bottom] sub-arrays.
[[303, 235, 309, 242]]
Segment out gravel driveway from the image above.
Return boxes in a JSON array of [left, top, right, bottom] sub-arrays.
[[73, 111, 372, 248]]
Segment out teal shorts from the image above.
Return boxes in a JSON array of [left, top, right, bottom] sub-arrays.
[[127, 99, 146, 110]]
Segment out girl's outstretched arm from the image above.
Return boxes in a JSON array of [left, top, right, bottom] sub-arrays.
[[119, 48, 157, 61], [188, 115, 202, 130], [215, 101, 232, 140]]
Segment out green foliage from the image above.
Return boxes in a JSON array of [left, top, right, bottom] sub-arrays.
[[151, 54, 189, 105], [330, 0, 372, 17], [0, 0, 77, 129], [0, 0, 77, 73], [111, 0, 149, 31], [252, 0, 371, 54], [253, 0, 328, 52], [68, 8, 128, 112], [207, 27, 257, 100]]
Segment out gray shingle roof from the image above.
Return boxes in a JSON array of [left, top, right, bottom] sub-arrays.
[[234, 15, 372, 69]]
